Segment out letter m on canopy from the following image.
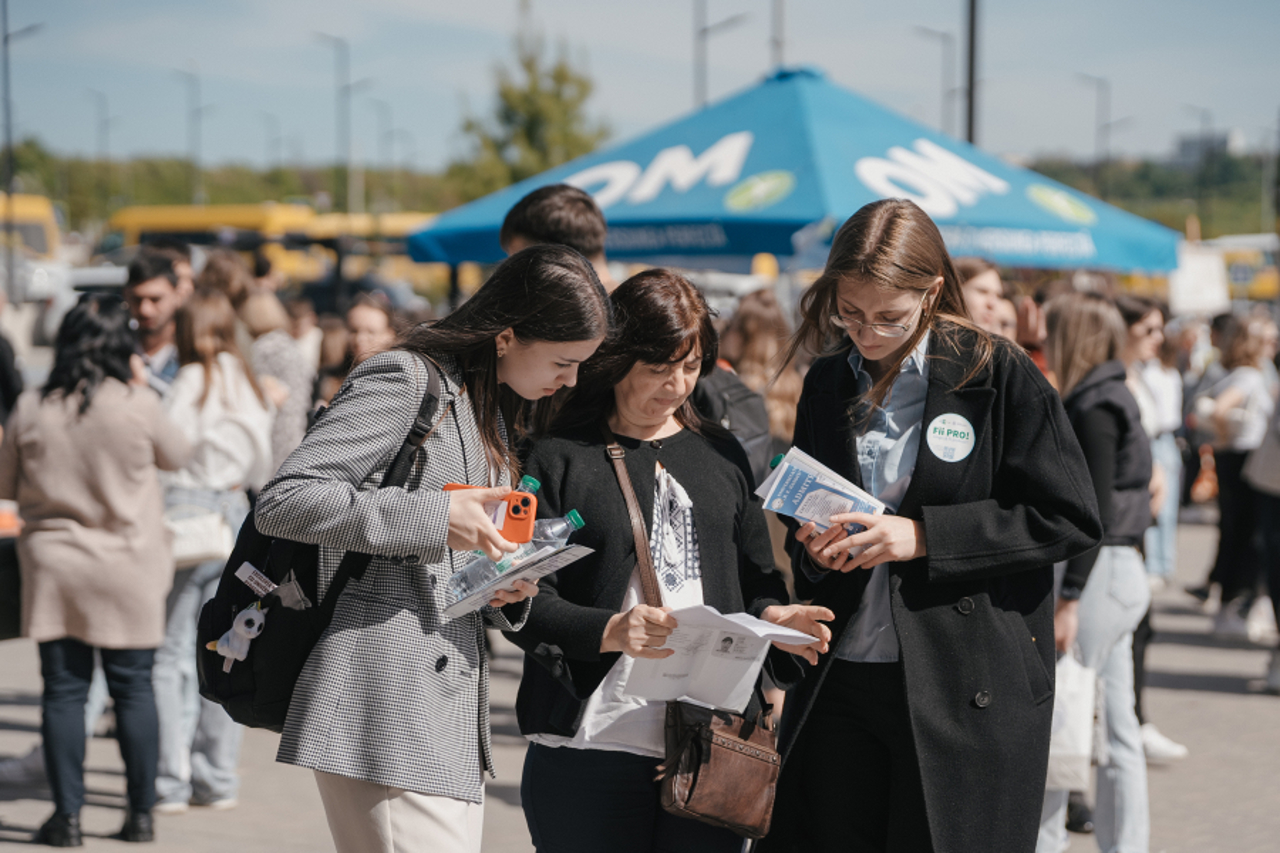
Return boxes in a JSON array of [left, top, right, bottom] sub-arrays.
[[626, 131, 754, 205]]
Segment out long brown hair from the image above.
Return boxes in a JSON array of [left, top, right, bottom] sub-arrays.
[[721, 287, 802, 441], [175, 287, 266, 407], [1043, 292, 1126, 398], [781, 198, 993, 411], [557, 268, 726, 436], [399, 244, 612, 476]]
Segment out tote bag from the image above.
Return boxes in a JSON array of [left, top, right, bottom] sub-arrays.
[[1045, 651, 1096, 791]]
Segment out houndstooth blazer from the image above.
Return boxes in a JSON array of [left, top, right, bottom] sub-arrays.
[[255, 349, 528, 803]]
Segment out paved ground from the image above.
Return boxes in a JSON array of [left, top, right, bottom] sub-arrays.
[[1, 521, 1277, 852]]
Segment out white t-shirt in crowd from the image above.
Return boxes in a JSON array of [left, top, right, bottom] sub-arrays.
[[529, 463, 703, 758], [1141, 360, 1183, 436]]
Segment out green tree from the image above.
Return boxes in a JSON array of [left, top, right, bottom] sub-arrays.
[[445, 12, 608, 202]]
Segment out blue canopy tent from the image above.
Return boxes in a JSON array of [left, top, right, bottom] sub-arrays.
[[408, 67, 1180, 273]]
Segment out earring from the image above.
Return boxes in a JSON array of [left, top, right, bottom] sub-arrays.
[[496, 348, 507, 358]]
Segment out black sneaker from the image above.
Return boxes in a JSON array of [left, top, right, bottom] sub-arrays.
[[34, 812, 83, 847], [116, 810, 155, 843], [1066, 792, 1095, 834]]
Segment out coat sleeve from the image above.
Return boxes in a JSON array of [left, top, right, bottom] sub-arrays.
[[787, 369, 837, 602], [921, 355, 1102, 583], [139, 389, 192, 472], [254, 352, 452, 563]]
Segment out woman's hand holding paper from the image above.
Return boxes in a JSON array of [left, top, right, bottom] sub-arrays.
[[600, 605, 678, 659], [760, 604, 834, 665], [487, 579, 540, 609], [798, 514, 925, 572]]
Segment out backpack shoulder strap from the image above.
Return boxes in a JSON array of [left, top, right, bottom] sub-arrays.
[[320, 354, 445, 617]]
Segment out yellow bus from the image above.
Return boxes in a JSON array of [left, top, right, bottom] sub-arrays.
[[0, 193, 61, 260], [104, 203, 318, 279], [304, 212, 448, 300]]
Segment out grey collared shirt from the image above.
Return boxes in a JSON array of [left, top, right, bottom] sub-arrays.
[[831, 332, 930, 662]]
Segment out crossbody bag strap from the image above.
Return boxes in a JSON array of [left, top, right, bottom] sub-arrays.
[[320, 355, 445, 618], [600, 423, 663, 610]]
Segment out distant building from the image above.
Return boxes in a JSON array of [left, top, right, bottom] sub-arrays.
[[1172, 129, 1248, 169]]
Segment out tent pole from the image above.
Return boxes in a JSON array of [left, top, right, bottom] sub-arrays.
[[965, 0, 977, 145]]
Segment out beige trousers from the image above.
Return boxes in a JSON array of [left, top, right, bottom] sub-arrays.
[[313, 770, 484, 853]]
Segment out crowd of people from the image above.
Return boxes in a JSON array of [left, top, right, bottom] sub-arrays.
[[0, 184, 1274, 853]]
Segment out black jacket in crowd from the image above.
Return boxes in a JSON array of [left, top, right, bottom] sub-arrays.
[[507, 423, 800, 737], [765, 324, 1102, 853], [1059, 359, 1154, 594]]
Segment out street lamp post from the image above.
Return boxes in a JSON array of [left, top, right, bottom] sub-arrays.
[[369, 98, 392, 212], [1078, 74, 1110, 199], [88, 89, 115, 219], [260, 111, 281, 171], [694, 0, 748, 109], [316, 32, 350, 212], [1185, 104, 1213, 236], [965, 0, 977, 144], [2, 0, 39, 304], [175, 67, 211, 205], [771, 0, 784, 68], [916, 26, 955, 136]]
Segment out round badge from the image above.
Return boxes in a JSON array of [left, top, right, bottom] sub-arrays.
[[926, 414, 976, 463]]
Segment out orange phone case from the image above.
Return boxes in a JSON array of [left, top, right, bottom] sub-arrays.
[[443, 484, 537, 543]]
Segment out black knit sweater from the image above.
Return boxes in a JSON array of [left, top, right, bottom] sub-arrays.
[[506, 422, 796, 737]]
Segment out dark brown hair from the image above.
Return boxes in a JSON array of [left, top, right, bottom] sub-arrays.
[[400, 243, 612, 475], [1114, 294, 1165, 328], [175, 287, 265, 407], [500, 184, 608, 258], [953, 256, 997, 283], [781, 198, 993, 411], [721, 287, 802, 441], [1221, 317, 1267, 371], [557, 268, 721, 434], [197, 249, 253, 311]]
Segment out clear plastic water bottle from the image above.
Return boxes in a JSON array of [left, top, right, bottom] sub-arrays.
[[446, 510, 585, 603]]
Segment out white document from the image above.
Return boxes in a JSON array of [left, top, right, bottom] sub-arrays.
[[620, 605, 817, 713]]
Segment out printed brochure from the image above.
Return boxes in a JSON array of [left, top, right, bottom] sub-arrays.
[[755, 448, 886, 536]]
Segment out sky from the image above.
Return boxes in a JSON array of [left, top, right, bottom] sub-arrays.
[[10, 0, 1280, 172]]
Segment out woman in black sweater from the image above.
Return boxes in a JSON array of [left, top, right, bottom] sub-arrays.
[[1037, 292, 1153, 853], [508, 269, 829, 853]]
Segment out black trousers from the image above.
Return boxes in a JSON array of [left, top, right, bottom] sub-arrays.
[[39, 639, 158, 815], [770, 661, 933, 853], [1210, 450, 1264, 602], [521, 742, 742, 853]]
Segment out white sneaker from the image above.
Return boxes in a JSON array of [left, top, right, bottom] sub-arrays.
[[1246, 597, 1278, 644], [153, 799, 190, 815], [1265, 651, 1280, 695], [1147, 575, 1167, 593], [1141, 723, 1189, 763], [0, 745, 45, 786], [1213, 603, 1251, 639]]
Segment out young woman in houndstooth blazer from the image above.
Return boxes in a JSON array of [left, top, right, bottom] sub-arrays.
[[255, 245, 612, 853]]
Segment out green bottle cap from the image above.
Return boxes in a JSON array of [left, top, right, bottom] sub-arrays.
[[770, 453, 785, 470], [517, 474, 541, 494], [566, 509, 585, 530]]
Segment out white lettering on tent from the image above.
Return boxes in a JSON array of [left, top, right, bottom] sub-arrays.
[[854, 139, 1010, 219], [565, 161, 642, 209], [627, 131, 754, 204], [565, 131, 755, 209]]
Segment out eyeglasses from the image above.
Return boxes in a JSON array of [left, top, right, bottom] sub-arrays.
[[829, 292, 929, 338]]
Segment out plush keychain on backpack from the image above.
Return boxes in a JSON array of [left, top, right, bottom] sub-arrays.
[[206, 602, 268, 673]]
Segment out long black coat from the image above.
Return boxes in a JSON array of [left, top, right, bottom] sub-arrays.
[[766, 326, 1102, 853]]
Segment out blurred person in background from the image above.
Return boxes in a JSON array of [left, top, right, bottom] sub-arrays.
[[152, 288, 274, 816], [954, 256, 1002, 333], [0, 294, 190, 846], [1115, 296, 1189, 765], [1243, 381, 1280, 693], [718, 287, 804, 459], [243, 290, 312, 471], [0, 308, 23, 431], [145, 239, 196, 299], [252, 250, 286, 292], [197, 249, 256, 366], [499, 183, 617, 291], [285, 296, 323, 375], [312, 315, 351, 408], [346, 292, 399, 367], [1039, 292, 1152, 853], [123, 249, 187, 395], [1190, 318, 1275, 638], [993, 294, 1019, 340]]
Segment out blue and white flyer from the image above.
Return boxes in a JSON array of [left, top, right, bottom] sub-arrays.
[[755, 448, 886, 535]]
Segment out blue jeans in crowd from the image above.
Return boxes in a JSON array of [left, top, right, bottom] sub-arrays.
[[40, 639, 158, 816], [152, 487, 248, 808], [1144, 433, 1181, 579], [1039, 545, 1151, 853]]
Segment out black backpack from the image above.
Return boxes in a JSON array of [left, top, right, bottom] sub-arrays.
[[692, 366, 774, 486], [196, 359, 442, 732]]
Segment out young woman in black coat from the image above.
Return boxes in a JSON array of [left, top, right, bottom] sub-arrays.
[[508, 270, 830, 853], [760, 199, 1102, 853]]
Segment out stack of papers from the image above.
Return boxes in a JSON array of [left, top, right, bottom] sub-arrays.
[[621, 605, 818, 713], [755, 448, 885, 536]]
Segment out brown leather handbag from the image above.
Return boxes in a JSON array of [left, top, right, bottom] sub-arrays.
[[602, 426, 780, 840]]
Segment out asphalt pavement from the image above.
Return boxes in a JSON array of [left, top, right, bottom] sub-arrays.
[[1, 521, 1277, 852]]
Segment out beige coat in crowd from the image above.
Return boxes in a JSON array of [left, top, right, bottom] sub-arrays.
[[0, 380, 190, 648]]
